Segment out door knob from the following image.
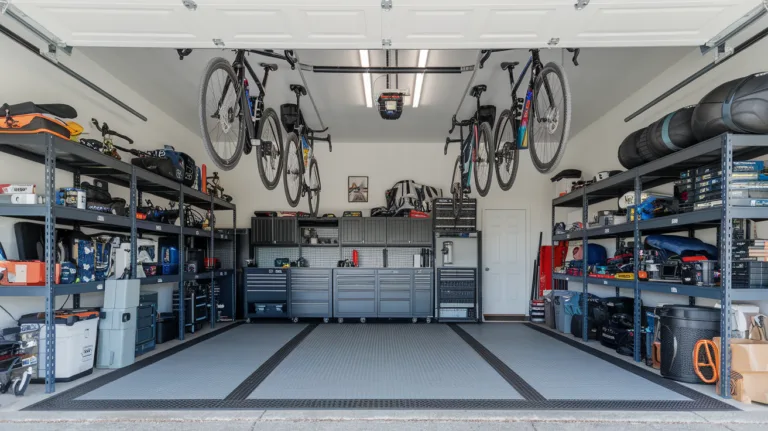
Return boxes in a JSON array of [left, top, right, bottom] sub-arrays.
[[485, 267, 490, 271]]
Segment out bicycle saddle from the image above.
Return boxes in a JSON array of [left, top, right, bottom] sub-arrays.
[[259, 63, 278, 71], [290, 84, 307, 96], [470, 84, 487, 98], [501, 61, 520, 70]]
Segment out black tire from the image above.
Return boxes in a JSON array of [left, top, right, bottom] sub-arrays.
[[256, 107, 284, 190], [494, 110, 519, 191], [474, 122, 494, 197], [199, 57, 246, 171], [451, 155, 464, 218], [307, 158, 321, 217], [617, 129, 645, 169], [530, 62, 572, 173], [282, 132, 302, 208]]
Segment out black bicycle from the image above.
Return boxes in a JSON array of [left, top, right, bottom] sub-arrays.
[[282, 84, 332, 217], [494, 49, 578, 189], [444, 84, 494, 217], [198, 49, 294, 190]]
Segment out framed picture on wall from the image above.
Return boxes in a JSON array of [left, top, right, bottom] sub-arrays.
[[348, 176, 369, 203]]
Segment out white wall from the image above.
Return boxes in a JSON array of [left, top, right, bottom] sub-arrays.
[[0, 17, 217, 329], [556, 21, 768, 312]]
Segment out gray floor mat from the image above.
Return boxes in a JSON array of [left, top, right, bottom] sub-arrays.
[[79, 324, 306, 400], [248, 324, 523, 400], [459, 324, 690, 401]]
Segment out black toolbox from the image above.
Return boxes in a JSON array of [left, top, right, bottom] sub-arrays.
[[156, 313, 178, 344]]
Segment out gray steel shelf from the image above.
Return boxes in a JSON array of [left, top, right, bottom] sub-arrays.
[[0, 133, 237, 394], [551, 133, 768, 401]]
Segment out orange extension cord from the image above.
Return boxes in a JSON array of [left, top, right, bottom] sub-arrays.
[[693, 339, 720, 384]]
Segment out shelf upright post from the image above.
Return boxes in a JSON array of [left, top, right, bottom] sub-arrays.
[[43, 135, 57, 393], [688, 227, 697, 306], [129, 166, 137, 279], [232, 207, 237, 321], [551, 203, 555, 292], [633, 170, 642, 362], [719, 133, 734, 398], [178, 187, 185, 341], [72, 168, 81, 308], [210, 195, 215, 329], [581, 187, 589, 341]]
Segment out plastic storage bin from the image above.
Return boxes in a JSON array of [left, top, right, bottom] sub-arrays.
[[19, 310, 99, 382], [553, 292, 576, 333], [659, 305, 721, 383], [546, 290, 572, 329]]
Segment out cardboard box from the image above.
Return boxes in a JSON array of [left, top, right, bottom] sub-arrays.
[[713, 337, 768, 405]]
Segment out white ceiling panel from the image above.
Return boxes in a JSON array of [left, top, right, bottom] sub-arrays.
[[9, 0, 764, 48]]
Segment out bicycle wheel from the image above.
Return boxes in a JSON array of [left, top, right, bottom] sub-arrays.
[[282, 132, 302, 207], [199, 57, 246, 171], [256, 107, 284, 190], [473, 122, 493, 197], [494, 109, 520, 191], [307, 158, 321, 217], [529, 62, 572, 173], [451, 155, 464, 218]]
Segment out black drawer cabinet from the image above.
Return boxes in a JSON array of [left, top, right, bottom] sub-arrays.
[[244, 268, 289, 320], [251, 217, 297, 245]]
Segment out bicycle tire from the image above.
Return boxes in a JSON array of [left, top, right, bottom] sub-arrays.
[[282, 132, 302, 208], [451, 155, 464, 218], [529, 62, 572, 174], [307, 158, 321, 217], [256, 107, 284, 190], [199, 57, 246, 171], [493, 109, 520, 191], [474, 122, 494, 197]]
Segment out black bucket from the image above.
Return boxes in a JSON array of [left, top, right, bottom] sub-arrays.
[[658, 305, 720, 384]]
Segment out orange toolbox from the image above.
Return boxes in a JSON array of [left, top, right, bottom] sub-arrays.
[[0, 261, 61, 286]]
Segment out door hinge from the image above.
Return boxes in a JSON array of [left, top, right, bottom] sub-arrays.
[[547, 37, 560, 46], [213, 38, 225, 47], [574, 0, 590, 10], [382, 38, 392, 47], [182, 0, 198, 11], [381, 0, 392, 11]]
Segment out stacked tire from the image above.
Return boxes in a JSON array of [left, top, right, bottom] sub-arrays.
[[617, 71, 768, 169]]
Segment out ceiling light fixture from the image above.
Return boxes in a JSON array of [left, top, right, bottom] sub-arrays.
[[359, 50, 372, 108], [412, 49, 429, 108]]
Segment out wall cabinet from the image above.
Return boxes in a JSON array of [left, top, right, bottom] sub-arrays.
[[250, 217, 298, 245], [386, 218, 432, 246], [364, 218, 387, 245], [341, 217, 388, 246], [340, 218, 365, 244]]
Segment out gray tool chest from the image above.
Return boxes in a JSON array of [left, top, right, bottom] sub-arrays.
[[289, 268, 332, 320], [332, 268, 433, 321], [244, 268, 289, 320], [135, 291, 157, 356]]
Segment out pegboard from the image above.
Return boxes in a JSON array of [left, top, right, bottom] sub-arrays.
[[300, 247, 341, 268], [342, 247, 384, 268], [256, 247, 300, 267], [386, 247, 425, 268]]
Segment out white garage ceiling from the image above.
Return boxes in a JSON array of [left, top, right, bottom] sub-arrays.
[[8, 0, 764, 49], [79, 46, 692, 144]]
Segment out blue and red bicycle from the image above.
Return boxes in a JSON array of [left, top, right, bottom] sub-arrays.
[[493, 49, 578, 190]]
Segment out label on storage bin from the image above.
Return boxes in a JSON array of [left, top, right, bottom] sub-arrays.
[[671, 218, 679, 225], [97, 216, 104, 222]]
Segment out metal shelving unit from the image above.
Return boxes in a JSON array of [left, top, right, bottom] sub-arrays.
[[0, 133, 236, 393], [551, 133, 768, 400]]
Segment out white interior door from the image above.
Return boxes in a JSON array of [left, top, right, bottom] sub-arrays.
[[482, 209, 527, 318]]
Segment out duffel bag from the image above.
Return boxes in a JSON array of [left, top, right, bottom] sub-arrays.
[[132, 156, 183, 182], [571, 314, 599, 340], [86, 198, 127, 216], [80, 181, 112, 204], [692, 72, 768, 141]]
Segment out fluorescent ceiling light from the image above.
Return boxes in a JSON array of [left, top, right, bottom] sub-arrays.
[[413, 49, 429, 108], [359, 50, 372, 108]]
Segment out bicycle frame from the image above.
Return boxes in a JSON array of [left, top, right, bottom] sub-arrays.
[[446, 92, 483, 190], [290, 89, 330, 193], [506, 49, 554, 150], [218, 50, 271, 141]]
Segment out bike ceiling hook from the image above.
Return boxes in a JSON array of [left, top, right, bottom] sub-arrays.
[[452, 51, 483, 119]]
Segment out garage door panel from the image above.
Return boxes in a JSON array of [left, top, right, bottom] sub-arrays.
[[11, 1, 213, 47], [559, 0, 761, 47]]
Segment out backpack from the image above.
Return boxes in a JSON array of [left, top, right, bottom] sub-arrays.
[[387, 180, 443, 216]]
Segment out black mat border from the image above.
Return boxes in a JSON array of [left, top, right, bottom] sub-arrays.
[[23, 322, 738, 411], [524, 323, 736, 411], [225, 324, 318, 400], [24, 322, 244, 411], [449, 323, 545, 401]]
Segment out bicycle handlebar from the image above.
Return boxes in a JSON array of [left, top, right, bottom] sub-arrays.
[[449, 115, 472, 134], [444, 137, 462, 155], [310, 133, 332, 152], [566, 48, 581, 66]]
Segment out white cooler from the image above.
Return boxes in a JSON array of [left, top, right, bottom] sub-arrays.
[[19, 311, 100, 382]]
